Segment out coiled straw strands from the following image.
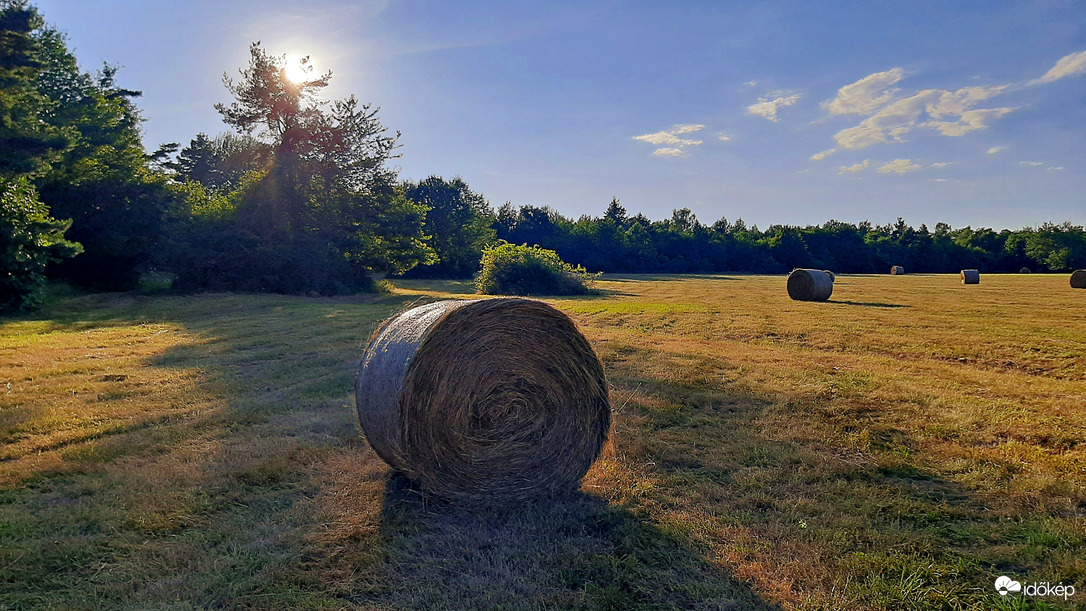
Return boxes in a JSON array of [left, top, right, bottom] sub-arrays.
[[787, 269, 834, 301], [356, 298, 610, 504]]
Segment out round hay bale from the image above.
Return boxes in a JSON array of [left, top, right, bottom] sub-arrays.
[[961, 269, 980, 284], [1071, 269, 1086, 289], [356, 298, 610, 504], [1019, 267, 1031, 274], [787, 269, 833, 301], [824, 270, 836, 282], [890, 265, 905, 275]]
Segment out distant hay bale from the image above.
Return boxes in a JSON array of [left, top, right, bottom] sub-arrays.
[[1019, 267, 1031, 274], [961, 269, 980, 284], [1071, 269, 1086, 289], [356, 298, 610, 504], [824, 270, 836, 282], [787, 269, 834, 301], [890, 265, 905, 275]]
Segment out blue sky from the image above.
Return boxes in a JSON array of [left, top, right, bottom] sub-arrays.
[[32, 0, 1086, 229]]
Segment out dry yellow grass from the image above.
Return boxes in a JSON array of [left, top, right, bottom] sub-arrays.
[[2, 275, 1084, 609]]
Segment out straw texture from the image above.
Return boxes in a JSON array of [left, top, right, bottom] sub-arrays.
[[356, 298, 610, 504], [890, 266, 905, 275], [1071, 269, 1086, 289], [961, 269, 980, 284], [787, 269, 834, 301]]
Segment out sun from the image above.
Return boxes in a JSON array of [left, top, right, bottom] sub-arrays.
[[283, 56, 312, 84]]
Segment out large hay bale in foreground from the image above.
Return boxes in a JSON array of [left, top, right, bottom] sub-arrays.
[[787, 269, 833, 301], [1071, 269, 1086, 289], [890, 265, 905, 275], [356, 298, 610, 504], [961, 269, 980, 284]]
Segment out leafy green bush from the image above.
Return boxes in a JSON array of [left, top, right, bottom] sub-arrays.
[[1, 178, 82, 314], [475, 242, 598, 296]]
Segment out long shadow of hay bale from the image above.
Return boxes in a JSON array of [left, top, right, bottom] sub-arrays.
[[827, 300, 910, 308], [362, 473, 781, 610]]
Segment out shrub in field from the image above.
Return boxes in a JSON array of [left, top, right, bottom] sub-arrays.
[[476, 242, 598, 296], [1, 178, 82, 313]]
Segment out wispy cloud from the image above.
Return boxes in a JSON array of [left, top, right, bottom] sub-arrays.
[[672, 124, 705, 134], [652, 148, 687, 158], [633, 129, 704, 147], [1016, 161, 1064, 171], [1029, 50, 1086, 85], [819, 49, 1086, 158], [717, 133, 732, 142], [831, 83, 1015, 150], [811, 148, 836, 161], [877, 159, 923, 174], [823, 68, 904, 116], [837, 158, 944, 175], [633, 124, 706, 157], [747, 91, 802, 122], [838, 160, 870, 174]]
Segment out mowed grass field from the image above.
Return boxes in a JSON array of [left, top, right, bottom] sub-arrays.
[[1, 273, 1084, 610]]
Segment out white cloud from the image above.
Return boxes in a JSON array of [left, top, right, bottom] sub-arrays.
[[987, 146, 1008, 155], [633, 132, 703, 147], [1030, 50, 1086, 85], [926, 107, 1017, 136], [717, 133, 732, 142], [927, 85, 1008, 116], [832, 85, 1015, 150], [838, 160, 870, 174], [811, 148, 836, 161], [673, 124, 706, 134], [1019, 161, 1044, 167], [823, 68, 904, 115], [747, 92, 802, 122], [633, 124, 705, 157], [1049, 166, 1065, 171], [930, 162, 952, 169], [877, 159, 922, 174], [652, 148, 686, 158]]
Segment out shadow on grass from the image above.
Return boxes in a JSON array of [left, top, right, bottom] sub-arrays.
[[1, 289, 784, 608], [603, 273, 745, 283], [829, 299, 909, 308], [360, 473, 780, 610]]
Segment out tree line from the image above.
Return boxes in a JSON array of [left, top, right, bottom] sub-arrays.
[[491, 201, 1086, 276], [2, 0, 1084, 313]]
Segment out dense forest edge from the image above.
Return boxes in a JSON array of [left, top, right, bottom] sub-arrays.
[[3, 0, 1084, 314]]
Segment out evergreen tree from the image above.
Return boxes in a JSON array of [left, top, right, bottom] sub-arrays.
[[0, 0, 69, 176]]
